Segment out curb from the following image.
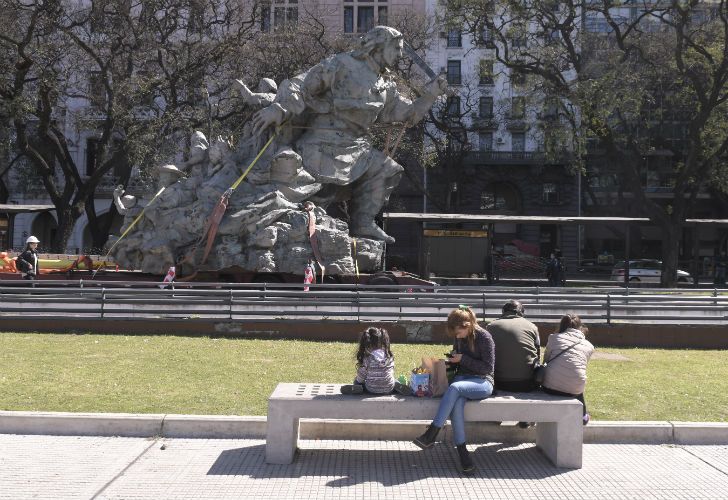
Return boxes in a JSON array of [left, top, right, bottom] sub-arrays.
[[2, 411, 728, 445]]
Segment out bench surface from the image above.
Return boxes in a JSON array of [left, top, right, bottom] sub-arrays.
[[269, 383, 582, 422], [266, 383, 584, 468]]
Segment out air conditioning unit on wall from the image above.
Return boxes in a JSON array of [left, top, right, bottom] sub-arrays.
[[496, 137, 505, 144]]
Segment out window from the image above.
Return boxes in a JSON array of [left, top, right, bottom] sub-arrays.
[[357, 6, 374, 32], [85, 138, 99, 176], [447, 29, 462, 48], [446, 96, 460, 117], [479, 96, 493, 118], [344, 6, 353, 33], [510, 25, 527, 48], [88, 72, 106, 108], [261, 4, 271, 31], [447, 60, 461, 85], [261, 0, 298, 31], [543, 98, 559, 119], [188, 0, 205, 34], [542, 183, 559, 203], [480, 183, 520, 211], [344, 1, 388, 34], [512, 132, 525, 151], [511, 97, 525, 119], [478, 132, 493, 152], [546, 29, 560, 45], [377, 6, 387, 26], [479, 25, 494, 47], [447, 127, 468, 153], [479, 59, 493, 85]]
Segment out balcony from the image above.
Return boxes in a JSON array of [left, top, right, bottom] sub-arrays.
[[464, 150, 571, 165], [506, 116, 528, 130], [464, 151, 544, 165], [470, 114, 498, 130]]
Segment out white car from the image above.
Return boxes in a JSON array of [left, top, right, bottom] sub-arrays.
[[611, 259, 691, 283]]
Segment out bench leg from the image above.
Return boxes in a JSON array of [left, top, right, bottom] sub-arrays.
[[535, 415, 583, 468], [265, 407, 299, 465]]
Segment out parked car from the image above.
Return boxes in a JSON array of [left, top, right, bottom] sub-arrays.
[[577, 259, 614, 276], [611, 260, 691, 283]]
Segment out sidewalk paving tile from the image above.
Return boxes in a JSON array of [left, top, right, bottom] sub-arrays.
[[0, 435, 727, 499]]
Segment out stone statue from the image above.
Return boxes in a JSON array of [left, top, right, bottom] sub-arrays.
[[252, 25, 447, 243], [108, 26, 445, 276]]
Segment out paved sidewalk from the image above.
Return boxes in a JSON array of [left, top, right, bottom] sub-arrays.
[[1, 435, 727, 499]]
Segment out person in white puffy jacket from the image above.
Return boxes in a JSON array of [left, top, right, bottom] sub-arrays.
[[541, 314, 595, 425]]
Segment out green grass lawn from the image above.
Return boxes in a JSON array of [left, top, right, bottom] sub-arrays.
[[1, 332, 726, 421]]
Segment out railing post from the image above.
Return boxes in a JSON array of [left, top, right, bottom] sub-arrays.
[[80, 279, 84, 289], [536, 287, 540, 304], [356, 289, 360, 322], [100, 288, 105, 319], [482, 292, 486, 320], [229, 289, 233, 320], [606, 294, 611, 325], [714, 287, 718, 306]]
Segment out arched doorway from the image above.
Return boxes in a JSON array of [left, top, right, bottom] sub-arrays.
[[30, 212, 58, 252]]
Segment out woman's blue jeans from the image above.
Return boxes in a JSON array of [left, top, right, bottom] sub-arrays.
[[431, 375, 494, 446]]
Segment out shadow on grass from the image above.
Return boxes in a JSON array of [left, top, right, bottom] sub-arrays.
[[207, 442, 573, 486]]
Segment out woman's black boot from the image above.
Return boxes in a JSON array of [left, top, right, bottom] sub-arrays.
[[456, 444, 475, 475], [413, 424, 441, 449]]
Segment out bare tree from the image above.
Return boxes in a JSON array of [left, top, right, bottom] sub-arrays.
[[0, 0, 259, 252]]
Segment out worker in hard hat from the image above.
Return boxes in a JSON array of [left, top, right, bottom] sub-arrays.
[[17, 235, 40, 280]]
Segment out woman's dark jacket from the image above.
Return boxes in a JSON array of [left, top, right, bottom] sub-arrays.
[[453, 325, 495, 384]]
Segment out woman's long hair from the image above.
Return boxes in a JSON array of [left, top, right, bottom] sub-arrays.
[[447, 306, 478, 351], [355, 327, 393, 367], [558, 313, 588, 335]]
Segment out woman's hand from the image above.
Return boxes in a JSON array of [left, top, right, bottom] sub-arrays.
[[449, 353, 462, 363]]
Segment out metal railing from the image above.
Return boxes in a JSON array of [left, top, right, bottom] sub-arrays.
[[0, 281, 726, 325]]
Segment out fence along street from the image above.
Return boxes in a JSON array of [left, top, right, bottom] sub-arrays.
[[0, 282, 726, 325]]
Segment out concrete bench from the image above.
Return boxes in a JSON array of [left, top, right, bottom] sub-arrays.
[[266, 383, 583, 468]]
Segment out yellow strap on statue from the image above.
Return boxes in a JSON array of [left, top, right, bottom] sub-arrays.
[[230, 129, 278, 191], [107, 185, 166, 255]]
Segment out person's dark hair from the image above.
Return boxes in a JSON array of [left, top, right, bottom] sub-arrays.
[[558, 313, 588, 335], [502, 299, 525, 317], [356, 327, 393, 367]]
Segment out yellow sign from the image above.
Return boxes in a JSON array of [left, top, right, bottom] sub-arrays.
[[423, 229, 488, 238]]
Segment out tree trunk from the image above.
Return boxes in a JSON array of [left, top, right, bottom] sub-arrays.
[[660, 223, 681, 288], [52, 206, 82, 254]]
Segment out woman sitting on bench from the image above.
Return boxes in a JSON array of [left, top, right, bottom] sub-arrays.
[[413, 305, 495, 475]]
